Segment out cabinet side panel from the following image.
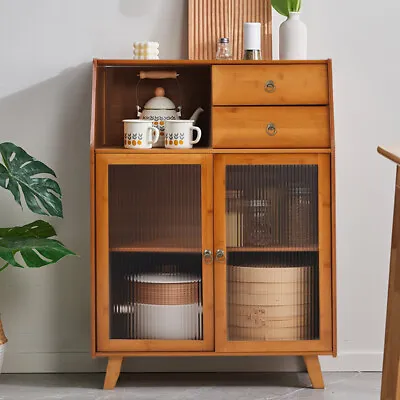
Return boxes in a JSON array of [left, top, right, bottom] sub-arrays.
[[90, 60, 97, 357], [327, 59, 337, 356]]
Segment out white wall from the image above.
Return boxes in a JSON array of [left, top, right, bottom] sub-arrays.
[[0, 0, 397, 373]]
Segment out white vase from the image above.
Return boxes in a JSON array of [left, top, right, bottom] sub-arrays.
[[279, 12, 307, 60]]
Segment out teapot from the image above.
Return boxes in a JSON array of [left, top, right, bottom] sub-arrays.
[[137, 87, 203, 148]]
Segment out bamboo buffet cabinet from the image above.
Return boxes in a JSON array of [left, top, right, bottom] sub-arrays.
[[90, 59, 336, 390]]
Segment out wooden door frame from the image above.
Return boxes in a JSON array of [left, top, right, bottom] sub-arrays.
[[95, 153, 214, 352], [214, 153, 333, 353]]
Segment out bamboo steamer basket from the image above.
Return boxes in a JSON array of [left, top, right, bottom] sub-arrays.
[[228, 266, 313, 341], [128, 273, 202, 340]]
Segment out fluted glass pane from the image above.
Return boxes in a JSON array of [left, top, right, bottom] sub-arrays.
[[108, 164, 203, 340], [226, 164, 319, 341]]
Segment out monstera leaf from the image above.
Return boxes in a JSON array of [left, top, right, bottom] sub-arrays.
[[0, 220, 75, 269], [0, 142, 63, 217]]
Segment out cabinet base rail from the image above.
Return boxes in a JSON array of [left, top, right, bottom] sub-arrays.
[[103, 355, 325, 390]]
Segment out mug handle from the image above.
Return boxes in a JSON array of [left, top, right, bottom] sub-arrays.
[[148, 126, 160, 144], [189, 126, 202, 145]]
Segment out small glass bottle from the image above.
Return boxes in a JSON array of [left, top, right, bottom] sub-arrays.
[[216, 38, 232, 60]]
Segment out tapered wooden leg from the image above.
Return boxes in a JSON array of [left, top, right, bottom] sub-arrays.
[[104, 357, 123, 390], [304, 356, 324, 389]]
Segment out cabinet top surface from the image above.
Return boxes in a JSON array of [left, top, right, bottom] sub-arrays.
[[94, 59, 331, 67]]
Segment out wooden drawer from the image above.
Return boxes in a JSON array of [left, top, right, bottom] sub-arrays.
[[212, 64, 329, 105], [212, 106, 330, 148]]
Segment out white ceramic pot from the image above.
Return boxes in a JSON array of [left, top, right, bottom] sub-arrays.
[[0, 343, 5, 374], [165, 120, 202, 149], [122, 119, 160, 149], [137, 87, 181, 148], [134, 303, 201, 340], [279, 12, 307, 60]]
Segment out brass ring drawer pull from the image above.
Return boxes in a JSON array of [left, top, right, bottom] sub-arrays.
[[266, 123, 277, 136], [264, 80, 276, 93]]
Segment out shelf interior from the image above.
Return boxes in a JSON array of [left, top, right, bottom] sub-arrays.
[[95, 64, 212, 149]]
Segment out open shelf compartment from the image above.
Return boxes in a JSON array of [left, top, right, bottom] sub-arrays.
[[94, 63, 212, 149]]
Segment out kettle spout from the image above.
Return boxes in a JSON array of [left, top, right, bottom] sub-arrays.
[[190, 107, 204, 123]]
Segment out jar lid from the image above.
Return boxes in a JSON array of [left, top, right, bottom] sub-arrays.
[[143, 87, 176, 110], [126, 273, 200, 284], [219, 37, 229, 43]]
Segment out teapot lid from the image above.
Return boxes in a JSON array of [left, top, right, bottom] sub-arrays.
[[143, 87, 176, 110]]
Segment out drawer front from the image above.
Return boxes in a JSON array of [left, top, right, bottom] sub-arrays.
[[212, 64, 329, 105], [212, 106, 330, 148]]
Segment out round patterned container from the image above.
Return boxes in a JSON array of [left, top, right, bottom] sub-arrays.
[[132, 273, 202, 340]]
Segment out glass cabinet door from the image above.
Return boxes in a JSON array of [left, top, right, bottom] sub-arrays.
[[96, 154, 213, 352], [214, 154, 332, 353]]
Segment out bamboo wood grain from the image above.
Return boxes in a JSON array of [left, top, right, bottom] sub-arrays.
[[96, 155, 111, 351], [381, 166, 400, 400], [96, 153, 214, 352], [138, 71, 178, 79], [201, 154, 215, 351], [90, 61, 97, 356], [214, 154, 227, 352], [304, 355, 324, 389], [188, 0, 272, 60], [317, 154, 333, 351], [214, 154, 333, 353], [95, 350, 334, 357], [95, 59, 329, 66], [212, 64, 329, 106], [104, 357, 123, 390], [212, 106, 330, 149], [327, 59, 337, 356], [91, 60, 336, 381], [95, 148, 332, 154]]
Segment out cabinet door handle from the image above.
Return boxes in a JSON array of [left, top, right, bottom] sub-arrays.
[[264, 80, 276, 93], [266, 123, 277, 136], [203, 249, 213, 264], [216, 249, 225, 262]]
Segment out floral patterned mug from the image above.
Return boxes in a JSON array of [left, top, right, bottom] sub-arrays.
[[164, 120, 202, 149], [123, 120, 160, 149]]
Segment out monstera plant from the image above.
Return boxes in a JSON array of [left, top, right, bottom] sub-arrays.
[[0, 142, 75, 371]]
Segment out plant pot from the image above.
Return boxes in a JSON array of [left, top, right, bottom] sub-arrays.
[[0, 317, 7, 374], [279, 12, 307, 60]]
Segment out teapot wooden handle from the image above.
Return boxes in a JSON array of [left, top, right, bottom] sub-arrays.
[[139, 71, 178, 79]]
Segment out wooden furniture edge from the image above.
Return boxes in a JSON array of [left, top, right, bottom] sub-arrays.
[[380, 165, 400, 399], [94, 350, 334, 357], [378, 146, 400, 165], [95, 148, 333, 154], [94, 58, 331, 66], [304, 355, 325, 389], [104, 357, 123, 390], [327, 59, 337, 357], [90, 59, 98, 357]]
